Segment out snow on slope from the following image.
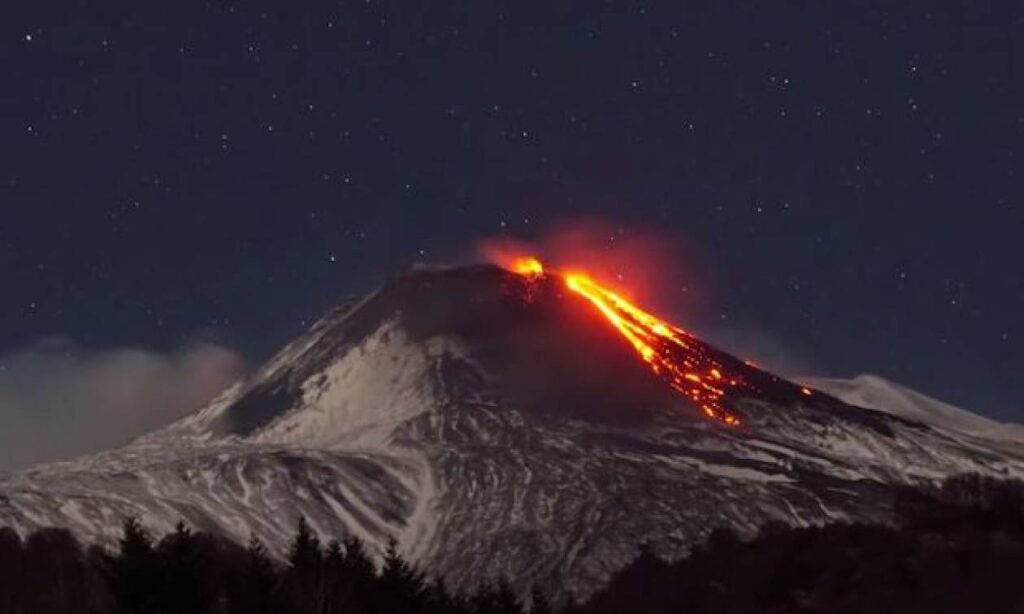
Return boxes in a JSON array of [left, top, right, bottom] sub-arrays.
[[804, 374, 1024, 443], [2, 266, 1023, 602]]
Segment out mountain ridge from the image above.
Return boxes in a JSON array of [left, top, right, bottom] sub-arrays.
[[805, 374, 1024, 443], [1, 264, 1022, 601]]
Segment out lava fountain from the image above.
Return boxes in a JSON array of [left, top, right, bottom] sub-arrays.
[[510, 257, 744, 426]]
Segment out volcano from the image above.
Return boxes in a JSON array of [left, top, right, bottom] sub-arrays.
[[1, 263, 1023, 600]]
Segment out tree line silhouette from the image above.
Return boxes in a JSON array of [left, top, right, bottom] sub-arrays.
[[0, 513, 549, 614], [1, 474, 1023, 614], [576, 473, 1024, 614]]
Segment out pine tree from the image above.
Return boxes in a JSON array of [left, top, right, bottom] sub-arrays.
[[283, 517, 325, 614], [108, 517, 160, 614], [158, 521, 217, 614], [322, 540, 350, 614], [341, 534, 376, 583], [245, 534, 278, 588], [0, 527, 22, 613], [85, 544, 115, 612], [227, 534, 283, 614], [21, 528, 90, 614], [289, 516, 322, 569], [322, 535, 376, 613], [376, 537, 425, 613], [324, 539, 343, 563], [422, 577, 460, 614]]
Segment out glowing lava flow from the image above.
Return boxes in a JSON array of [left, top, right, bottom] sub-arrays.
[[512, 257, 545, 276], [513, 259, 743, 427]]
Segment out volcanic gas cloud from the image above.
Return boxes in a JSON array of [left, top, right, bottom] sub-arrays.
[[505, 257, 746, 427]]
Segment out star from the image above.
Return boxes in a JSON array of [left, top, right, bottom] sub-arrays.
[[0, 0, 1018, 422]]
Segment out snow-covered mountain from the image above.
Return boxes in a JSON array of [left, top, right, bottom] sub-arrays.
[[804, 374, 1024, 443], [1, 264, 1022, 601]]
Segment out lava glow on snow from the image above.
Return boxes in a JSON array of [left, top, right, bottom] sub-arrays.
[[510, 257, 744, 427]]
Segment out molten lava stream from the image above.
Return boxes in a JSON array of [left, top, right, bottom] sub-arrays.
[[512, 256, 544, 276], [512, 258, 743, 427]]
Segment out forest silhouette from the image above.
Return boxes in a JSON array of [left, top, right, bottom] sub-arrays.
[[1, 474, 1023, 613]]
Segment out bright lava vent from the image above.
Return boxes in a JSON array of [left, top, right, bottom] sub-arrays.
[[510, 259, 745, 427]]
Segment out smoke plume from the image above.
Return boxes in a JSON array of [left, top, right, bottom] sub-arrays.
[[0, 338, 245, 472]]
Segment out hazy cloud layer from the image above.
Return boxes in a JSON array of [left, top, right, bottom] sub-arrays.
[[0, 339, 245, 472]]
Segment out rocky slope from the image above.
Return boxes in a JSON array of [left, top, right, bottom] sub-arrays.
[[1, 264, 1022, 600]]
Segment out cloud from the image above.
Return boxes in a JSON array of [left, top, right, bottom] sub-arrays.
[[0, 338, 245, 472]]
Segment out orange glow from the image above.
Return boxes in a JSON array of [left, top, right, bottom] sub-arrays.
[[505, 259, 745, 427], [800, 387, 813, 396], [513, 257, 545, 276]]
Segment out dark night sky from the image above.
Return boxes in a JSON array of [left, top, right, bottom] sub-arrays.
[[2, 2, 1022, 420]]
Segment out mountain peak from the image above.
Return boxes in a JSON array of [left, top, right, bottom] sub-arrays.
[[5, 265, 1024, 603], [181, 263, 695, 442]]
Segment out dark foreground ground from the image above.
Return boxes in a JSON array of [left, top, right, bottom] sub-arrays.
[[2, 474, 1023, 614]]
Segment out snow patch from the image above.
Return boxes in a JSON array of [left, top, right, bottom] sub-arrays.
[[805, 374, 1024, 444]]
